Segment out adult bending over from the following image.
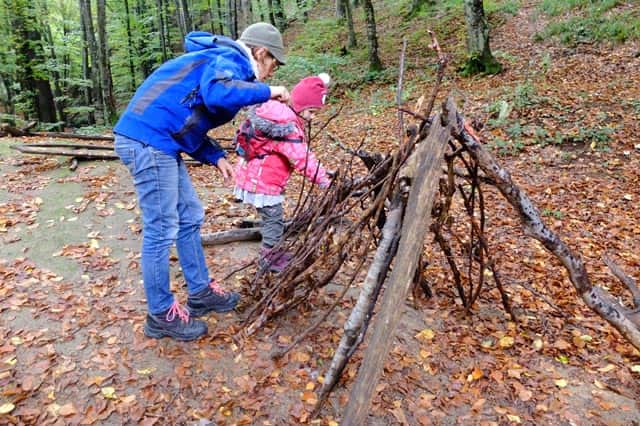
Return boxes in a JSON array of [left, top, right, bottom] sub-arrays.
[[113, 23, 290, 341]]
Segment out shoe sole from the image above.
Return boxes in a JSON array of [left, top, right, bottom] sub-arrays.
[[143, 323, 207, 341]]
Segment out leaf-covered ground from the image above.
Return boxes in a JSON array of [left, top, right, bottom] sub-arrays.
[[2, 1, 640, 424]]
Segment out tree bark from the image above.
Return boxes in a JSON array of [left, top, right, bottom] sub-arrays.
[[343, 0, 357, 48], [78, 0, 95, 124], [227, 0, 238, 39], [272, 0, 285, 31], [79, 0, 104, 123], [124, 0, 139, 89], [462, 0, 501, 75], [362, 0, 382, 72], [335, 0, 345, 19], [96, 0, 117, 124], [342, 108, 452, 423], [266, 0, 276, 27]]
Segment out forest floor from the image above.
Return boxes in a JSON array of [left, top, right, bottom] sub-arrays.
[[1, 0, 640, 425]]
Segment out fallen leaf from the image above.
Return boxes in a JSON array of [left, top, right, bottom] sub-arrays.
[[0, 403, 15, 414], [415, 329, 435, 340], [554, 379, 568, 388], [101, 387, 117, 399], [499, 336, 514, 348], [58, 403, 77, 416], [598, 364, 616, 373]]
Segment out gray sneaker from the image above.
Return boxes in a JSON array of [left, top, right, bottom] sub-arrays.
[[144, 302, 207, 341], [187, 280, 240, 317]]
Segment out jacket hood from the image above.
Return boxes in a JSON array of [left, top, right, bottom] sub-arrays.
[[251, 101, 298, 138], [184, 32, 247, 58]]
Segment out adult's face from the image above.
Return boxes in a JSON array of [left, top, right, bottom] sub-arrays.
[[254, 47, 279, 81]]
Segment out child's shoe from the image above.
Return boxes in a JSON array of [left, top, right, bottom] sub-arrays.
[[259, 247, 292, 273]]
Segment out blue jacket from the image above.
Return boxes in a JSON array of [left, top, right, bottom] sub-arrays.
[[114, 32, 272, 165]]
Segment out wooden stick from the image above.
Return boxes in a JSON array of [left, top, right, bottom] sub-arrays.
[[342, 106, 452, 424]]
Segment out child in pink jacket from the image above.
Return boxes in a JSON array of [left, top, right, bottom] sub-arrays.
[[234, 73, 332, 272]]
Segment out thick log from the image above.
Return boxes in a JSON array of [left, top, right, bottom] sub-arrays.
[[448, 98, 640, 349], [201, 228, 262, 245], [342, 107, 452, 424]]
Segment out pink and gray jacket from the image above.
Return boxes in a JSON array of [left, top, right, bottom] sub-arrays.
[[234, 100, 330, 195]]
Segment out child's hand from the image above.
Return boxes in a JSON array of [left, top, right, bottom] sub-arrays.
[[215, 157, 235, 186]]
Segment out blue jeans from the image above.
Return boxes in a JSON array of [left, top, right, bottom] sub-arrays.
[[114, 135, 210, 314]]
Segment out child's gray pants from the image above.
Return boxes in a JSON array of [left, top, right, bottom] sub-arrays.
[[257, 203, 284, 248]]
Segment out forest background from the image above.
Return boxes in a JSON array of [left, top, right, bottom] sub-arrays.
[[1, 0, 640, 424]]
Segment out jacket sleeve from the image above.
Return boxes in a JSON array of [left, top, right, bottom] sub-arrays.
[[188, 137, 226, 165], [275, 141, 331, 188], [199, 56, 271, 115]]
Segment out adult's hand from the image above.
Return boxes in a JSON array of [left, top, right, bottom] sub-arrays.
[[270, 86, 290, 103], [215, 157, 235, 186]]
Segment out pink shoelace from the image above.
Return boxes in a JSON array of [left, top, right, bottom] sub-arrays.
[[209, 279, 228, 296], [165, 301, 190, 323]]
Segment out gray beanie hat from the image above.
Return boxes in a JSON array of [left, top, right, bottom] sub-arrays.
[[238, 22, 286, 65]]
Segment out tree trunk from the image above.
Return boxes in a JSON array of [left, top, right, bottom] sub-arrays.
[[335, 0, 345, 19], [227, 0, 238, 39], [180, 0, 193, 32], [78, 0, 95, 125], [96, 0, 116, 124], [462, 0, 501, 75], [135, 0, 153, 77], [237, 0, 253, 32], [362, 0, 382, 72], [272, 0, 285, 31], [174, 0, 187, 37], [342, 109, 452, 423], [297, 0, 308, 22], [266, 0, 276, 27], [215, 0, 224, 34], [343, 0, 357, 48], [11, 0, 57, 123], [79, 0, 104, 123], [41, 18, 66, 126], [124, 0, 139, 90]]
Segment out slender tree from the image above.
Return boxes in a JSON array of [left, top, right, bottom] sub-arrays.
[[39, 0, 67, 125], [79, 0, 105, 122], [342, 0, 357, 49], [462, 0, 501, 75], [362, 0, 382, 71], [227, 0, 238, 38], [266, 0, 276, 27], [96, 0, 116, 123], [124, 0, 138, 90], [78, 0, 95, 124], [335, 0, 345, 19], [272, 0, 285, 30], [215, 0, 224, 34]]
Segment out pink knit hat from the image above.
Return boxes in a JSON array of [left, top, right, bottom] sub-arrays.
[[291, 73, 330, 114]]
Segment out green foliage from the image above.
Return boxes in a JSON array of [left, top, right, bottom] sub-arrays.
[[488, 137, 525, 156], [537, 0, 640, 44], [485, 0, 521, 16], [513, 81, 539, 110], [459, 54, 503, 76], [542, 208, 563, 218]]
